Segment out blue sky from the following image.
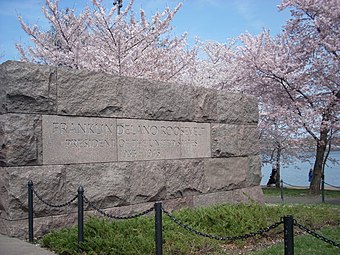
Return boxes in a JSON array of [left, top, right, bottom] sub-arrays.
[[0, 0, 291, 61]]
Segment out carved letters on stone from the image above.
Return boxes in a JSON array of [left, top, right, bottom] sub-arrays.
[[42, 115, 118, 164], [42, 115, 211, 164]]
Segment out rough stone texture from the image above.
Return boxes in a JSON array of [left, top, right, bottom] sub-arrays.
[[0, 165, 67, 219], [193, 87, 218, 122], [0, 158, 253, 220], [193, 186, 264, 207], [65, 163, 131, 209], [211, 124, 260, 157], [0, 61, 57, 114], [246, 155, 262, 186], [0, 61, 264, 239], [165, 160, 206, 199], [129, 161, 167, 203], [203, 158, 248, 192], [57, 69, 145, 118], [0, 61, 258, 124], [216, 92, 259, 124], [0, 114, 42, 166], [0, 212, 78, 240], [144, 81, 198, 121]]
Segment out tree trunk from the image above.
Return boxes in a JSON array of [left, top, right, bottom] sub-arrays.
[[310, 129, 328, 195], [275, 146, 281, 188]]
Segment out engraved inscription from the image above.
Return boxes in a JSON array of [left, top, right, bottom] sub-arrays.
[[117, 120, 181, 160], [117, 119, 211, 161], [42, 116, 211, 164], [42, 115, 117, 164], [52, 122, 115, 135], [180, 122, 211, 158]]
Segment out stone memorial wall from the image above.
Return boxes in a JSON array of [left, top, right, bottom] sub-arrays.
[[0, 61, 263, 238]]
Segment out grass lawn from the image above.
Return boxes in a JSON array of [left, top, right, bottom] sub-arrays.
[[250, 227, 340, 255], [39, 203, 340, 255]]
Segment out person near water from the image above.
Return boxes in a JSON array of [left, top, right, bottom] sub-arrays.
[[267, 167, 277, 187], [308, 168, 313, 182]]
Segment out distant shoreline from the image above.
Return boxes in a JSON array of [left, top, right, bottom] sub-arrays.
[[261, 149, 340, 155], [260, 150, 339, 187], [261, 185, 339, 191]]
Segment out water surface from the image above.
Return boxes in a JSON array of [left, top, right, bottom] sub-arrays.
[[260, 151, 340, 187]]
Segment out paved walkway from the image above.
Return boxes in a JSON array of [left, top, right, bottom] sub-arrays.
[[265, 195, 340, 205], [0, 234, 56, 255]]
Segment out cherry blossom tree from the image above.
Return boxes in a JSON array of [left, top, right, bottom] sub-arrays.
[[266, 0, 338, 194], [188, 41, 237, 88], [16, 0, 197, 83], [199, 0, 339, 194], [16, 0, 339, 194], [260, 106, 297, 187]]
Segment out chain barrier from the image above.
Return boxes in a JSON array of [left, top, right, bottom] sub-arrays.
[[294, 220, 340, 248], [324, 182, 340, 189], [161, 207, 283, 241], [33, 188, 78, 208], [282, 180, 340, 190], [83, 195, 154, 220], [27, 181, 340, 252], [281, 181, 306, 189]]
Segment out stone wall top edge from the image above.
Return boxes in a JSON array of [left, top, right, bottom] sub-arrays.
[[52, 115, 258, 125], [0, 112, 258, 125], [1, 60, 257, 100], [1, 61, 259, 124], [40, 114, 213, 123]]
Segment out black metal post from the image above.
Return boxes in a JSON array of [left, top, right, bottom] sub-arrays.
[[321, 175, 325, 203], [154, 202, 163, 255], [78, 186, 84, 244], [28, 180, 34, 243], [283, 215, 294, 255], [280, 179, 284, 202]]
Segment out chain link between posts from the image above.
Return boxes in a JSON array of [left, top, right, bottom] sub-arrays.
[[294, 220, 340, 248], [281, 181, 306, 189], [161, 207, 284, 241], [29, 183, 340, 249], [324, 182, 340, 189], [33, 188, 78, 208], [282, 180, 340, 190], [83, 195, 154, 220]]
